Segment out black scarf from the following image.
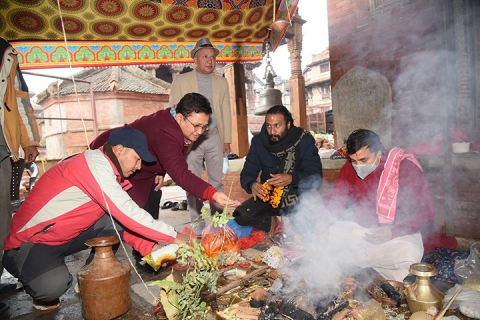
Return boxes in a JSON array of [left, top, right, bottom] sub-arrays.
[[260, 124, 306, 209]]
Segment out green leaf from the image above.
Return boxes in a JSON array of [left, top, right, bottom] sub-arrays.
[[149, 280, 182, 290]]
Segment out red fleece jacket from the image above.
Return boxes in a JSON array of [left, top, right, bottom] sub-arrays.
[[327, 150, 435, 239]]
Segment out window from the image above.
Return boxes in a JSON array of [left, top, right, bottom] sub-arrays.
[[304, 69, 311, 81], [320, 62, 330, 73], [322, 86, 330, 98]]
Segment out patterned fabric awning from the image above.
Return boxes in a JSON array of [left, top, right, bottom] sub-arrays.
[[1, 0, 299, 69]]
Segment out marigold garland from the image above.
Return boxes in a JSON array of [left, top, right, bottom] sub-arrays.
[[260, 182, 284, 208]]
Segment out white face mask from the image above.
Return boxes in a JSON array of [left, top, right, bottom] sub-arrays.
[[352, 156, 379, 179]]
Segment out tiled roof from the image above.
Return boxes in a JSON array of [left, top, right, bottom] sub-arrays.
[[36, 67, 170, 103]]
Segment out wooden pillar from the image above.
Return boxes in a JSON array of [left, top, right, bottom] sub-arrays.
[[286, 14, 307, 129], [224, 63, 249, 158]]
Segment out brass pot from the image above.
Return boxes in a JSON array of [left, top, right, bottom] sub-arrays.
[[404, 263, 444, 314]]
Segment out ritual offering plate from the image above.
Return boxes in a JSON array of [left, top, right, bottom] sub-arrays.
[[366, 280, 406, 307], [238, 262, 251, 268]]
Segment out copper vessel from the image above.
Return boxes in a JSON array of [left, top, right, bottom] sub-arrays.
[[77, 236, 131, 319], [404, 263, 444, 314]]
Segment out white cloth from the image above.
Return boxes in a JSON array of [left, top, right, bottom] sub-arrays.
[[326, 220, 424, 281]]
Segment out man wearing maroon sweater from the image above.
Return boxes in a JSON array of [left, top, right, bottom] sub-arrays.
[[324, 129, 435, 281], [90, 93, 240, 270], [90, 93, 238, 213]]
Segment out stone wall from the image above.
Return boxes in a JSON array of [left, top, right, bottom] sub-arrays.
[[327, 0, 457, 147]]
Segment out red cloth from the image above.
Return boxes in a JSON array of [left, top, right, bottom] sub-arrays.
[[327, 149, 435, 240], [423, 232, 457, 254], [238, 229, 265, 249], [377, 148, 422, 224], [237, 223, 285, 249], [90, 108, 211, 207]]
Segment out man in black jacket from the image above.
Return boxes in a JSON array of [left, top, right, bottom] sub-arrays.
[[233, 105, 323, 236]]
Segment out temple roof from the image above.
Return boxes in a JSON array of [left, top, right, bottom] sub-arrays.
[[36, 66, 170, 103]]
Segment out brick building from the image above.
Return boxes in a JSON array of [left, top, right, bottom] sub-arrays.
[[304, 49, 332, 134], [35, 67, 170, 159], [326, 0, 480, 241]]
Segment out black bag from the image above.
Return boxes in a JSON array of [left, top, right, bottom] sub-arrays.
[[233, 197, 278, 232]]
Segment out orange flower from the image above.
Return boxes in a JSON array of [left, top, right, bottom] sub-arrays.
[[269, 186, 284, 208], [260, 182, 272, 202]]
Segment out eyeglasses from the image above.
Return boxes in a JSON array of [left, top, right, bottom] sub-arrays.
[[184, 116, 209, 132]]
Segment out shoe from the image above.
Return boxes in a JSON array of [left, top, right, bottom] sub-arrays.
[[160, 201, 174, 209], [32, 298, 60, 311], [178, 200, 187, 210], [170, 202, 180, 211], [227, 153, 239, 160], [0, 302, 9, 315], [0, 283, 18, 295]]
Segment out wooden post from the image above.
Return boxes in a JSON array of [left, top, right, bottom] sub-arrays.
[[224, 63, 250, 158], [286, 14, 307, 129]]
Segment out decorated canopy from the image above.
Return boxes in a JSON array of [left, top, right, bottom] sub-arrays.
[[1, 0, 299, 69]]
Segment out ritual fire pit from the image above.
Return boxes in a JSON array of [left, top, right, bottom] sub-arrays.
[[250, 278, 349, 320]]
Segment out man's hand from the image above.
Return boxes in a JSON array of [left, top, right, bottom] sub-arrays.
[[212, 191, 241, 207], [223, 143, 231, 157], [364, 226, 392, 244], [151, 243, 162, 252], [267, 173, 292, 187], [251, 181, 270, 201], [23, 146, 39, 164], [154, 175, 164, 192], [173, 233, 190, 244]]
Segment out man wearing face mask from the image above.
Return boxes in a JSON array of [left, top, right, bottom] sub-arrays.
[[232, 105, 323, 238], [323, 129, 435, 281]]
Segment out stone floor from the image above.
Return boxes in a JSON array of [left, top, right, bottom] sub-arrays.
[[0, 184, 473, 320]]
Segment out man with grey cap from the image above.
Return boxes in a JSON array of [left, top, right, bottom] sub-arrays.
[[169, 37, 232, 235], [2, 126, 190, 311]]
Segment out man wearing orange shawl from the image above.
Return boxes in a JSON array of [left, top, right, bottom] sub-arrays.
[[324, 129, 434, 281]]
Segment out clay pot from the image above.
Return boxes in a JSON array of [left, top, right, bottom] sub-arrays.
[[77, 236, 131, 320]]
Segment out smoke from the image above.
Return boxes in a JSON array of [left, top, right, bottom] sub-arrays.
[[392, 49, 456, 148], [332, 2, 479, 148], [274, 187, 364, 303]]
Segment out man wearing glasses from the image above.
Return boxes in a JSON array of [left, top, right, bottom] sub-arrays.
[[90, 93, 240, 271], [169, 37, 232, 235]]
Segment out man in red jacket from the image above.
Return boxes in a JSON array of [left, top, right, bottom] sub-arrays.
[[89, 93, 240, 269], [323, 129, 434, 281], [2, 127, 191, 311]]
